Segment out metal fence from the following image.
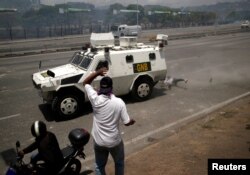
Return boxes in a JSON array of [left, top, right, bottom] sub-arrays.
[[0, 22, 213, 41], [0, 25, 97, 41], [0, 25, 174, 41]]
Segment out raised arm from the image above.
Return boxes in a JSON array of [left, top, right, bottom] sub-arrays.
[[83, 67, 108, 86]]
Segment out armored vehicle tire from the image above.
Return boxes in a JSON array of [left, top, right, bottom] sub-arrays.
[[132, 78, 153, 101], [65, 158, 81, 175], [52, 93, 82, 119]]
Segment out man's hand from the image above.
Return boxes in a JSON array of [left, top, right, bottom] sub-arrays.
[[18, 150, 25, 158], [83, 67, 109, 85], [125, 119, 136, 126], [96, 67, 108, 76]]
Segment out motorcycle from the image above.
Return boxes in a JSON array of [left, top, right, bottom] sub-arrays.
[[6, 128, 90, 175]]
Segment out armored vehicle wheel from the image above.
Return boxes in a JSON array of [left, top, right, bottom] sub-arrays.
[[52, 93, 82, 119], [132, 78, 153, 101]]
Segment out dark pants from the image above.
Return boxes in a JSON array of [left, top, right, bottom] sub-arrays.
[[94, 141, 125, 175]]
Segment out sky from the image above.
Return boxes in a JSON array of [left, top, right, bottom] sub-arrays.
[[55, 0, 243, 8]]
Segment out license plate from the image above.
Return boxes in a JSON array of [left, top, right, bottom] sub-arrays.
[[133, 62, 151, 73]]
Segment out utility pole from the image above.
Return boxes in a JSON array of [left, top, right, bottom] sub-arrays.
[[137, 0, 139, 30], [137, 0, 139, 25]]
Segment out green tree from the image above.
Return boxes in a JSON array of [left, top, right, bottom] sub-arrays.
[[125, 4, 145, 25], [106, 3, 125, 24]]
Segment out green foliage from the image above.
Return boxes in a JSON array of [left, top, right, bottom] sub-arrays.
[[226, 10, 250, 21], [38, 6, 58, 16], [109, 3, 125, 10], [0, 1, 247, 29], [0, 0, 32, 12]]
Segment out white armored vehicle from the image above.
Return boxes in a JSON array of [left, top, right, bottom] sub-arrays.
[[111, 24, 142, 37], [32, 33, 168, 119]]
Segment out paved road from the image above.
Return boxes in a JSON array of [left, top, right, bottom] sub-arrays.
[[0, 23, 244, 57], [114, 94, 250, 175], [0, 32, 250, 173]]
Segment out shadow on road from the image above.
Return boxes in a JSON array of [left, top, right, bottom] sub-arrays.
[[38, 102, 93, 122], [1, 148, 16, 168]]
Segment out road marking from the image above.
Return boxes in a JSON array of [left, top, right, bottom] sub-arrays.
[[0, 113, 21, 121], [0, 73, 7, 78]]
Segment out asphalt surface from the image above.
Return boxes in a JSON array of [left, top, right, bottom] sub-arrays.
[[105, 93, 250, 175], [0, 23, 245, 57], [0, 29, 250, 174]]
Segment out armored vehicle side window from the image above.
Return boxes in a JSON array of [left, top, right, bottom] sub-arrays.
[[126, 55, 134, 63], [71, 53, 83, 65], [149, 53, 156, 60], [79, 56, 92, 70], [96, 60, 109, 71], [69, 52, 77, 63]]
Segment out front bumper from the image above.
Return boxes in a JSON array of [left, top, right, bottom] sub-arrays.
[[32, 76, 54, 103]]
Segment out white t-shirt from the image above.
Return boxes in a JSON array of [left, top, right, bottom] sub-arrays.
[[85, 84, 131, 148]]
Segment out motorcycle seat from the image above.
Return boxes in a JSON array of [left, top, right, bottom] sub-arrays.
[[61, 146, 75, 159]]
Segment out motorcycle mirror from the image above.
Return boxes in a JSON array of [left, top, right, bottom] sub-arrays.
[[16, 141, 20, 148]]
